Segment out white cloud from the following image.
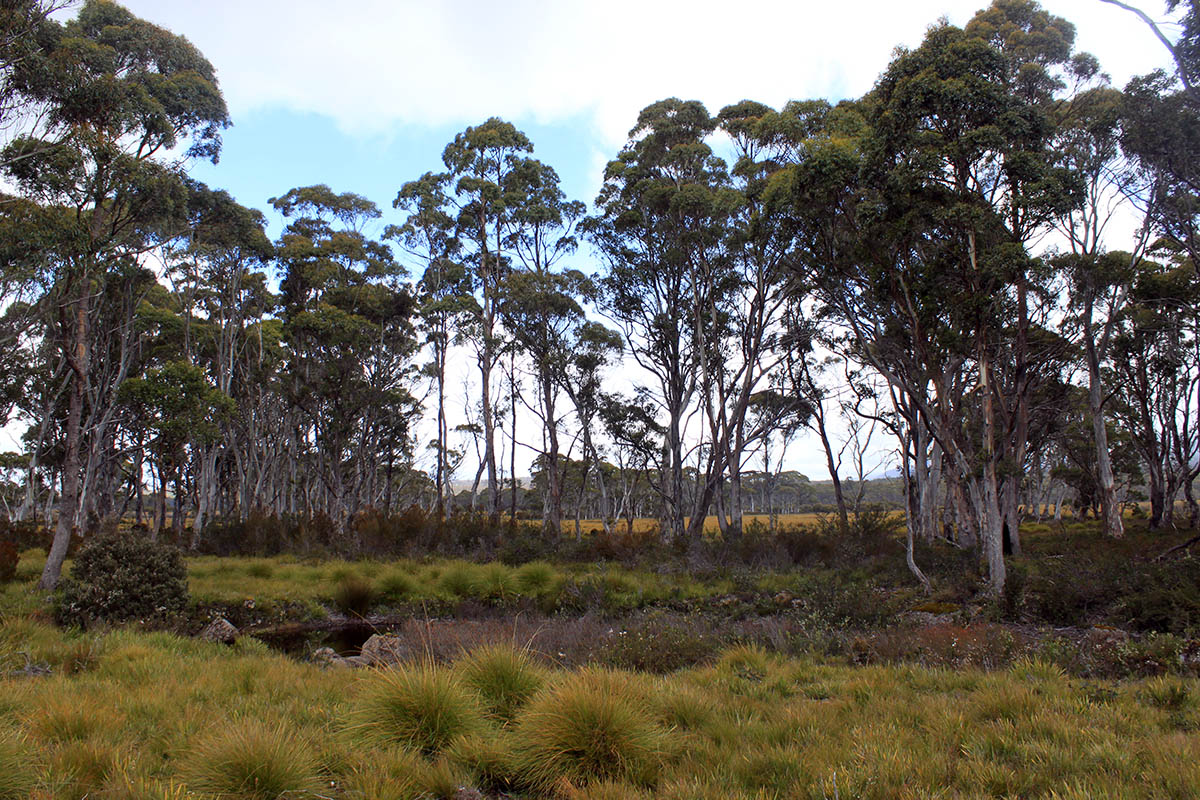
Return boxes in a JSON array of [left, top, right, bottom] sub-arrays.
[[119, 0, 1172, 147]]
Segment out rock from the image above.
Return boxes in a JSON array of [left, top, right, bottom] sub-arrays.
[[452, 789, 484, 800], [200, 617, 239, 644], [312, 647, 353, 669], [360, 633, 411, 666]]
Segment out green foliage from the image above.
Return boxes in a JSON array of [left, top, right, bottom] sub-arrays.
[[55, 529, 188, 628], [182, 720, 323, 800], [512, 669, 672, 790], [352, 663, 485, 755]]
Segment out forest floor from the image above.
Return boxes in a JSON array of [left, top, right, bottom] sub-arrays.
[[2, 518, 1200, 798]]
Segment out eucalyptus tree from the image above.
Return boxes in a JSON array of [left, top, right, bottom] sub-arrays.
[[499, 157, 587, 536], [117, 360, 232, 538], [441, 118, 534, 522], [390, 172, 470, 519], [560, 321, 623, 537], [1, 0, 228, 590], [587, 98, 740, 546], [176, 185, 273, 540], [272, 185, 418, 525], [1109, 254, 1200, 527], [776, 8, 1083, 595], [1052, 81, 1150, 538], [962, 0, 1094, 552]]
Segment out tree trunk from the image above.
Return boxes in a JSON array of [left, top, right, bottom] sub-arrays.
[[39, 285, 90, 592]]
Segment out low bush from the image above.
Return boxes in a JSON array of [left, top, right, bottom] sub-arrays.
[[594, 613, 719, 673], [55, 529, 188, 628], [0, 538, 16, 583], [183, 720, 323, 800]]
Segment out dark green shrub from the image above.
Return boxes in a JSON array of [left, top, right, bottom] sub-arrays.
[[55, 529, 188, 628], [0, 538, 16, 583], [1120, 560, 1200, 635], [0, 517, 47, 552]]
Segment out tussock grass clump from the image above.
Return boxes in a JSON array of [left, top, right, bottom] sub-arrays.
[[512, 668, 672, 790], [339, 748, 428, 800], [514, 561, 558, 595], [244, 560, 275, 579], [447, 731, 520, 793], [457, 644, 546, 722], [352, 663, 485, 754], [438, 563, 481, 599], [29, 697, 123, 743], [0, 730, 37, 799], [332, 574, 378, 617], [182, 720, 323, 800], [651, 682, 717, 732], [378, 568, 417, 602], [716, 644, 771, 683], [51, 739, 126, 799]]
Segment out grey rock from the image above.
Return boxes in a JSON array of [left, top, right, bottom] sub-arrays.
[[200, 617, 239, 644], [312, 647, 353, 668], [360, 633, 411, 666]]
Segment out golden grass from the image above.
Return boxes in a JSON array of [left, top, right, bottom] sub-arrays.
[[0, 612, 1197, 798], [564, 512, 833, 535]]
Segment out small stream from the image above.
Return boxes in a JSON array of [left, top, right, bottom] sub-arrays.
[[248, 617, 408, 656]]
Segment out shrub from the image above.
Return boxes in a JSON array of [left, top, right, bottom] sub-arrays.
[[352, 663, 485, 755], [0, 538, 16, 583], [332, 574, 378, 617], [0, 516, 48, 552], [594, 613, 719, 673], [55, 530, 188, 628], [457, 644, 546, 722], [0, 730, 37, 799], [183, 720, 322, 800], [512, 669, 671, 790]]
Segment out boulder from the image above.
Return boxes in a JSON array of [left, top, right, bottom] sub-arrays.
[[360, 633, 411, 666], [199, 617, 239, 644], [312, 646, 354, 669]]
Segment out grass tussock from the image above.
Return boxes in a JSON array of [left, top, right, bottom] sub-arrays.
[[0, 730, 37, 799], [457, 644, 546, 723], [512, 668, 673, 791], [182, 719, 323, 800], [351, 662, 485, 754]]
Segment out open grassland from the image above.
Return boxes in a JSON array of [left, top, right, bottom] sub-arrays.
[[2, 621, 1200, 799], [4, 518, 1200, 796]]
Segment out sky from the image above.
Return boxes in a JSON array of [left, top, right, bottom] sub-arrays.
[[39, 0, 1175, 481]]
